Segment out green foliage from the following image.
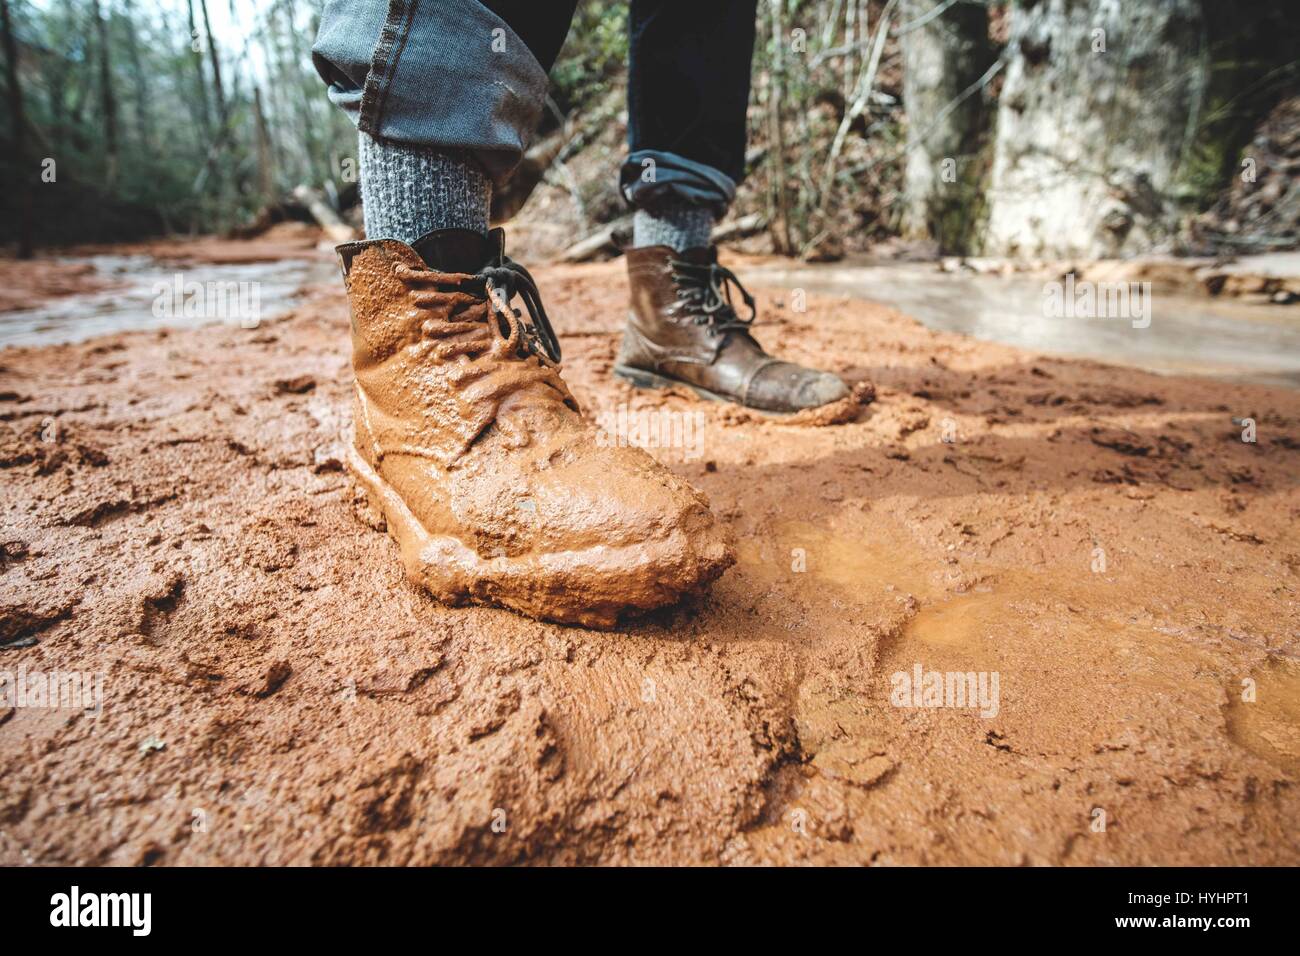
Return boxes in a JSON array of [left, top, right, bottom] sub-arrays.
[[547, 0, 627, 116], [1173, 1, 1300, 213]]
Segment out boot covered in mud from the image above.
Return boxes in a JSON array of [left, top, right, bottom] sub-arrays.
[[339, 227, 733, 628], [618, 245, 848, 413]]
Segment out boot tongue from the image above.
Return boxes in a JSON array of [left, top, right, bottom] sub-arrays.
[[410, 228, 496, 274], [676, 246, 717, 266]]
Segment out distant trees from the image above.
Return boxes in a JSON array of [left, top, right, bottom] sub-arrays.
[[747, 0, 1298, 259], [0, 0, 357, 247], [92, 0, 117, 186], [749, 0, 909, 258], [1, 0, 1294, 257], [1, 0, 33, 256]]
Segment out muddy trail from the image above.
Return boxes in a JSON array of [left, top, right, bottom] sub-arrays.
[[2, 254, 1299, 865]]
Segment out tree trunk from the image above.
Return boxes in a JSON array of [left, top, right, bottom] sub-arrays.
[[93, 0, 118, 186], [198, 0, 228, 128], [984, 0, 1206, 258], [292, 184, 356, 243], [1, 0, 33, 257], [253, 85, 276, 202], [268, 2, 314, 187], [843, 0, 857, 104], [898, 0, 993, 254], [766, 0, 794, 254], [284, 0, 326, 185], [185, 0, 212, 138], [122, 0, 152, 150]]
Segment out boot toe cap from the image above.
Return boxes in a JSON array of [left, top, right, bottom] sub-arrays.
[[750, 363, 849, 411], [796, 370, 850, 409], [541, 446, 735, 582], [463, 440, 735, 626]]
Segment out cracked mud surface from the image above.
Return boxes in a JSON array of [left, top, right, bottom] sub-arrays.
[[2, 254, 1298, 864]]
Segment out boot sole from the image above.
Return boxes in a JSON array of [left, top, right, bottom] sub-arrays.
[[613, 363, 797, 417], [346, 443, 731, 629]]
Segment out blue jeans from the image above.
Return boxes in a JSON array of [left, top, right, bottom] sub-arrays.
[[311, 0, 757, 217]]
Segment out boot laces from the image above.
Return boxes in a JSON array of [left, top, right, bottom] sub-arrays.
[[478, 259, 563, 364], [396, 257, 563, 365], [668, 259, 757, 336]]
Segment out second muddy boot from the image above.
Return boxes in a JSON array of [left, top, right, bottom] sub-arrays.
[[340, 228, 733, 629], [617, 246, 849, 413]]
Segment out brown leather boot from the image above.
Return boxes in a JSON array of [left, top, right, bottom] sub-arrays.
[[617, 245, 848, 413], [339, 228, 733, 628]]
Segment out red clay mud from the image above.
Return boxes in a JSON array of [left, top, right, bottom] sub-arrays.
[[1, 253, 1298, 865], [64, 223, 328, 267]]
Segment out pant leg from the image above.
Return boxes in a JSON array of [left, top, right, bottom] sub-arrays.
[[621, 0, 759, 216], [312, 0, 579, 187], [477, 1, 575, 72]]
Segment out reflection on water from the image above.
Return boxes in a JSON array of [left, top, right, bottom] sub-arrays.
[[0, 254, 336, 348], [745, 261, 1300, 389]]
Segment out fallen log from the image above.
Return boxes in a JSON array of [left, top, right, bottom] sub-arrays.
[[292, 184, 357, 243], [710, 213, 768, 244], [561, 210, 769, 264], [560, 216, 634, 263]]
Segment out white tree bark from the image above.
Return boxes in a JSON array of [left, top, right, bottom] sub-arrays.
[[898, 0, 992, 253], [985, 0, 1206, 258]]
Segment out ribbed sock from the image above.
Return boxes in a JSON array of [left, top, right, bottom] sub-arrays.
[[358, 133, 490, 243], [632, 201, 716, 252]]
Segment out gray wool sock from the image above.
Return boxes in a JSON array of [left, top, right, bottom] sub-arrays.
[[358, 133, 490, 243], [632, 201, 716, 252]]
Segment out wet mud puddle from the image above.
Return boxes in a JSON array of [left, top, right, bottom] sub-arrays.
[[0, 254, 336, 348], [735, 518, 949, 601], [1223, 658, 1300, 775], [738, 519, 1025, 655], [734, 517, 1227, 673], [743, 519, 1300, 775], [904, 589, 1007, 650]]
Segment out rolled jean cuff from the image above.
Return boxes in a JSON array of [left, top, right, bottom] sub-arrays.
[[311, 0, 549, 187], [619, 150, 737, 218]]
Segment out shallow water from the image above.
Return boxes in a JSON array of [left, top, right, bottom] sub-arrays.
[[10, 253, 1300, 391], [745, 261, 1300, 389], [0, 254, 337, 348]]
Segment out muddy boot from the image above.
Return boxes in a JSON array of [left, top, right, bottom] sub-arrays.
[[339, 227, 733, 628], [617, 245, 848, 413]]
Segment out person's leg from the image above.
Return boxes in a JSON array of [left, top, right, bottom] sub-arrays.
[[624, 0, 759, 238], [617, 0, 848, 414], [313, 0, 578, 242], [476, 1, 575, 74], [623, 0, 758, 249], [357, 140, 490, 242]]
